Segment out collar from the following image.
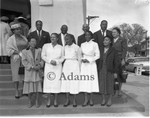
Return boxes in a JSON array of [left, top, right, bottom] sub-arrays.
[[114, 37, 119, 43]]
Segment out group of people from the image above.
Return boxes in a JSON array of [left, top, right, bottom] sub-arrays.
[[5, 19, 127, 108], [0, 15, 31, 64]]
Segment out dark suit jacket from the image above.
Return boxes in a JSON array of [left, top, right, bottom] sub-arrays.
[[93, 30, 113, 69], [112, 36, 127, 60], [77, 33, 86, 47], [99, 47, 119, 73], [93, 30, 113, 50], [58, 33, 76, 46], [28, 30, 51, 48]]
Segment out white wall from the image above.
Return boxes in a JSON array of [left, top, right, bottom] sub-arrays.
[[30, 0, 84, 42]]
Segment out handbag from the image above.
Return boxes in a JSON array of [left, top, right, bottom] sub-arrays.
[[121, 68, 128, 83], [114, 79, 119, 90], [39, 68, 44, 78], [18, 61, 25, 75]]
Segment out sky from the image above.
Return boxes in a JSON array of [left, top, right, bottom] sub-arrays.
[[87, 0, 149, 33]]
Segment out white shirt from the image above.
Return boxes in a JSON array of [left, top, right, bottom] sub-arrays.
[[64, 43, 81, 60], [81, 40, 100, 63], [36, 30, 42, 37], [41, 43, 64, 64], [114, 37, 119, 43], [100, 29, 106, 37], [61, 33, 67, 46]]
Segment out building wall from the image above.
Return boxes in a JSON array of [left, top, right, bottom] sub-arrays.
[[30, 0, 84, 42]]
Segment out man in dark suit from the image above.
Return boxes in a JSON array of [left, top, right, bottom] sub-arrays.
[[93, 20, 113, 50], [28, 20, 50, 48], [58, 25, 76, 46], [77, 24, 90, 47], [93, 20, 113, 77]]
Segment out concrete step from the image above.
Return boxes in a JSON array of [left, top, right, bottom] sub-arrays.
[[0, 96, 47, 105], [0, 75, 12, 81], [0, 94, 145, 116], [0, 93, 127, 106], [0, 88, 22, 96], [0, 69, 12, 75], [0, 81, 23, 89], [0, 64, 11, 69]]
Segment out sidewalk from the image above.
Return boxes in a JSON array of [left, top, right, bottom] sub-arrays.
[[122, 73, 149, 116]]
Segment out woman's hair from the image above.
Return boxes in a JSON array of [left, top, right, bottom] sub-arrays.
[[103, 35, 113, 46], [51, 33, 59, 38], [85, 30, 93, 39], [65, 34, 74, 40], [26, 38, 38, 50], [112, 27, 121, 35]]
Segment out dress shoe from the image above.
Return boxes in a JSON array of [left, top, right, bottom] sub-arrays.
[[106, 104, 112, 107], [73, 104, 77, 107], [101, 102, 106, 106], [15, 96, 20, 99], [63, 101, 70, 107], [46, 104, 50, 108], [54, 104, 58, 107], [82, 101, 89, 107]]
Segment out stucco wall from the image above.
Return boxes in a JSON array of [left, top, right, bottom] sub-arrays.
[[30, 0, 84, 42]]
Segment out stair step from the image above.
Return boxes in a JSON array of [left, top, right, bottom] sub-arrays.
[[0, 81, 23, 89], [0, 75, 12, 81], [0, 88, 22, 96], [0, 92, 127, 106], [0, 95, 145, 116], [0, 64, 11, 69], [0, 69, 12, 75], [0, 96, 47, 105]]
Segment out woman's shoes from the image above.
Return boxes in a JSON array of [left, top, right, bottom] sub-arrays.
[[46, 104, 50, 108], [54, 104, 58, 107], [101, 101, 106, 106], [63, 101, 70, 107], [73, 104, 77, 107], [28, 102, 33, 108], [106, 104, 112, 107], [82, 101, 89, 107], [89, 100, 94, 106], [15, 96, 20, 99]]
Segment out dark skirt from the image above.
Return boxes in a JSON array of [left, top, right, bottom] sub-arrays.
[[99, 62, 114, 95]]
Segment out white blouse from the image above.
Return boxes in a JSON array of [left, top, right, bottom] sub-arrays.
[[81, 40, 100, 63], [64, 43, 81, 61], [41, 43, 64, 65]]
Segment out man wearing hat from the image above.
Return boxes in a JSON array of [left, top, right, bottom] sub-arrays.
[[0, 16, 12, 63]]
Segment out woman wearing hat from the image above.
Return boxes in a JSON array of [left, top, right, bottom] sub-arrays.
[[6, 23, 28, 98]]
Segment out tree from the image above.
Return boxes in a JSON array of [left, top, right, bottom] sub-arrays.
[[111, 23, 147, 46]]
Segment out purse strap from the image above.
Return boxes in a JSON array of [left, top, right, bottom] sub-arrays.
[[20, 57, 23, 67]]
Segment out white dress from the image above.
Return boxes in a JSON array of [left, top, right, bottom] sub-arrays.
[[79, 40, 100, 93], [0, 21, 12, 56], [61, 43, 81, 94], [41, 43, 64, 93]]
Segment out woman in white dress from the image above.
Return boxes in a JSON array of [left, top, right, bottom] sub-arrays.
[[79, 31, 100, 106], [61, 34, 81, 107], [41, 33, 64, 107]]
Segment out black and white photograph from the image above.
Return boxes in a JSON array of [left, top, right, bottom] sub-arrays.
[[0, 0, 149, 116]]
